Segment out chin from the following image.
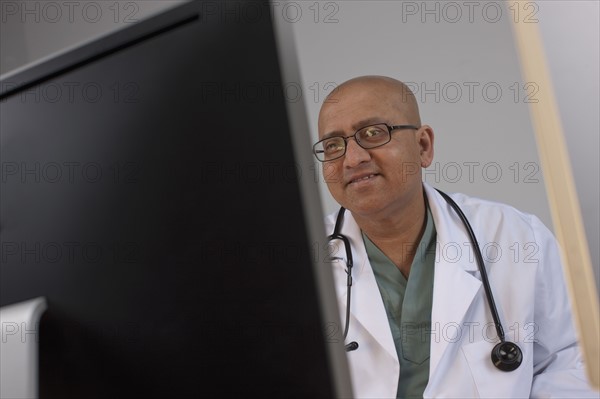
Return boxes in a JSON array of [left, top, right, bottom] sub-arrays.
[[343, 198, 386, 217]]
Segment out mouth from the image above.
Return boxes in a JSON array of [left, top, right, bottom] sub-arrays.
[[348, 173, 379, 186]]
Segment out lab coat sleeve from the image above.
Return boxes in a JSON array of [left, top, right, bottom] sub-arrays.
[[528, 215, 599, 398]]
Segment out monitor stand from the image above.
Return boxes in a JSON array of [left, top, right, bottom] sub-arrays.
[[1, 297, 47, 399]]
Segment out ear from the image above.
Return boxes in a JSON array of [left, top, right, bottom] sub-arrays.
[[417, 125, 434, 168]]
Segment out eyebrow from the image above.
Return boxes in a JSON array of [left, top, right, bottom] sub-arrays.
[[321, 117, 385, 140]]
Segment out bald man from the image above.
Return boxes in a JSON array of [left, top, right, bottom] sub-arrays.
[[313, 76, 598, 398]]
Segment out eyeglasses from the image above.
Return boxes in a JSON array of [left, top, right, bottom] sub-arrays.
[[313, 123, 420, 162]]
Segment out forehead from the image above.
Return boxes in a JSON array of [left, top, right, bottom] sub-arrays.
[[318, 82, 404, 135]]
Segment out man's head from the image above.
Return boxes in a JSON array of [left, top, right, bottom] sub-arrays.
[[316, 75, 434, 219]]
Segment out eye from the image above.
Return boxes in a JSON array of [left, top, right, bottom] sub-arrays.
[[361, 126, 386, 140], [358, 125, 388, 144], [323, 138, 344, 153]]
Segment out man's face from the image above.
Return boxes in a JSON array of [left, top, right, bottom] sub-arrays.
[[317, 82, 433, 219]]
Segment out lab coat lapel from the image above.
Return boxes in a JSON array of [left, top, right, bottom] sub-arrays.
[[330, 211, 398, 361], [423, 184, 483, 383], [329, 185, 486, 381]]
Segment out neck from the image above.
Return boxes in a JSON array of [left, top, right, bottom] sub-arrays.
[[353, 190, 427, 278]]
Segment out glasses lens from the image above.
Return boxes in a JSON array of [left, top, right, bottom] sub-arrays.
[[356, 124, 390, 148], [316, 137, 345, 161]]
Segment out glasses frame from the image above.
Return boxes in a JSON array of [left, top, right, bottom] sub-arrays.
[[313, 123, 420, 162]]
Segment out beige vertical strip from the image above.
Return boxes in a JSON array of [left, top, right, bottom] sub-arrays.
[[508, 2, 599, 390]]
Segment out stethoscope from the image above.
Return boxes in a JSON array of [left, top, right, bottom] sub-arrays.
[[328, 188, 523, 372]]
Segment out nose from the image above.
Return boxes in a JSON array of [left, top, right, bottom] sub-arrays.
[[343, 138, 371, 168]]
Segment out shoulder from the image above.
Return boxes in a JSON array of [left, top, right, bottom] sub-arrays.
[[445, 190, 541, 230], [428, 186, 554, 245], [447, 191, 532, 219]]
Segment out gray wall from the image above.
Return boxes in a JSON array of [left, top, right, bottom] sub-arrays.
[[288, 0, 599, 289], [1, 0, 598, 286], [0, 0, 186, 74], [537, 1, 599, 290]]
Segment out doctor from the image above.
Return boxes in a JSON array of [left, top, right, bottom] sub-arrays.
[[313, 75, 598, 398]]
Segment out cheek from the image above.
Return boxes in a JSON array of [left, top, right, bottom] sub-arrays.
[[385, 142, 421, 169]]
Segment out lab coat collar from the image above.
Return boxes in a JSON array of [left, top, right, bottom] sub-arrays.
[[329, 210, 399, 361], [423, 183, 483, 387], [423, 183, 479, 273], [329, 183, 484, 368]]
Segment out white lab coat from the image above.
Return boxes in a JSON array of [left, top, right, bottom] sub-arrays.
[[325, 183, 598, 398]]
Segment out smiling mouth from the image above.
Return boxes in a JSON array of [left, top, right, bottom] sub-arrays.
[[348, 174, 379, 185]]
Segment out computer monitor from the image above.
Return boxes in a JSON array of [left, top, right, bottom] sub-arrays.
[[0, 1, 351, 397]]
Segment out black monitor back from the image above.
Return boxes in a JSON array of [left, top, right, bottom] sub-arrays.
[[0, 2, 348, 397]]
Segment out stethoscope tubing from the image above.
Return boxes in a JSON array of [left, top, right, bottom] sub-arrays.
[[434, 189, 506, 342], [330, 188, 522, 370]]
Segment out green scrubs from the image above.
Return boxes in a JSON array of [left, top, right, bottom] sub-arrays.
[[362, 205, 436, 398]]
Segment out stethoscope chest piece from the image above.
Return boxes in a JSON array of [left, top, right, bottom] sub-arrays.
[[491, 341, 523, 371]]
